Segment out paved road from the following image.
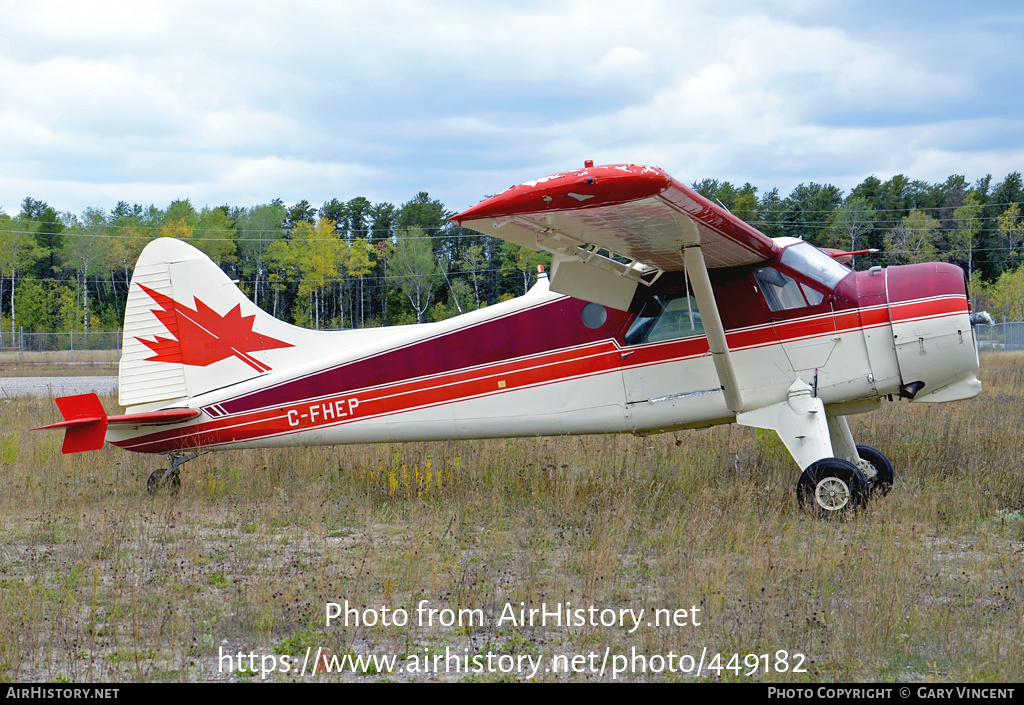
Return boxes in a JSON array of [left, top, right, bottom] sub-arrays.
[[0, 377, 118, 397]]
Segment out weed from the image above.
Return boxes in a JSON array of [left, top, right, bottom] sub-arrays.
[[0, 355, 1022, 681]]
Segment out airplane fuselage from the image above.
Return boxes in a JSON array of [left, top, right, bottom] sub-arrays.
[[106, 249, 980, 456]]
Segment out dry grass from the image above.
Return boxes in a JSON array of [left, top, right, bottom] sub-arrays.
[[0, 350, 119, 377], [0, 353, 1022, 682]]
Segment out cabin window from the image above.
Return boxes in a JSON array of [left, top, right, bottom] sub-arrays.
[[581, 302, 608, 329], [753, 268, 826, 311], [625, 293, 704, 345]]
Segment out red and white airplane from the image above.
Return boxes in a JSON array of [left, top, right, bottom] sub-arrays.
[[36, 163, 985, 518]]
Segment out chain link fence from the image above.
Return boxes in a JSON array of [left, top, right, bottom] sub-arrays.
[[0, 329, 122, 361], [975, 322, 1024, 352]]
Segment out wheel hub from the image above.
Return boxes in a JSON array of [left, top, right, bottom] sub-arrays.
[[814, 477, 850, 511]]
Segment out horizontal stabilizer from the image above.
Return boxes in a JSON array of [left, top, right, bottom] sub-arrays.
[[33, 393, 200, 454], [33, 394, 108, 454]]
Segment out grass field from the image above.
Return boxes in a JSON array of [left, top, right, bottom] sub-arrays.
[[0, 354, 1021, 682]]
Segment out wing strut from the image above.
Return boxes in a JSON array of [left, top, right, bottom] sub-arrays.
[[678, 222, 745, 414]]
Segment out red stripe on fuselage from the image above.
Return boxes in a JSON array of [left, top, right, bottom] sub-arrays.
[[889, 295, 967, 323], [112, 294, 967, 454], [112, 339, 625, 452]]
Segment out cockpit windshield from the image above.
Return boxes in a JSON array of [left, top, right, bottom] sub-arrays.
[[779, 241, 851, 290]]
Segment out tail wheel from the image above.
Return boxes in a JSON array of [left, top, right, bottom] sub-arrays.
[[146, 470, 163, 495], [855, 445, 895, 497], [797, 458, 869, 520], [147, 469, 181, 496]]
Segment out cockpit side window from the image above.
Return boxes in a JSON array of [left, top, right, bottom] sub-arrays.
[[753, 242, 846, 313], [754, 268, 803, 311], [625, 292, 704, 345], [753, 268, 826, 312]]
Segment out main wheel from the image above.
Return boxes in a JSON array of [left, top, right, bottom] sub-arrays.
[[855, 445, 894, 497], [797, 458, 869, 520]]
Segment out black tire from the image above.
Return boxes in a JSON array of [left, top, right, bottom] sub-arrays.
[[856, 445, 894, 497], [797, 458, 869, 520]]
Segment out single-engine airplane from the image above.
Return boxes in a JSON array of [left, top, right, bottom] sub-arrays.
[[35, 163, 986, 518]]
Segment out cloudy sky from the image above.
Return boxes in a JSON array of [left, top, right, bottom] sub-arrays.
[[1, 0, 1022, 218]]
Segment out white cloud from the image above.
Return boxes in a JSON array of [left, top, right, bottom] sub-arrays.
[[0, 0, 1019, 214]]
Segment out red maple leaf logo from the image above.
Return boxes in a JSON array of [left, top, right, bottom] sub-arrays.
[[136, 283, 293, 373]]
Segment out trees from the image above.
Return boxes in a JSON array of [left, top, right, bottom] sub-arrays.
[[104, 216, 148, 324], [390, 226, 442, 324], [949, 192, 984, 280], [0, 216, 42, 342], [346, 237, 375, 328], [884, 209, 941, 265], [757, 188, 786, 237], [285, 200, 317, 234], [62, 208, 112, 333], [20, 198, 64, 278], [236, 203, 286, 311], [986, 265, 1024, 322], [290, 219, 342, 330], [997, 203, 1024, 270], [460, 244, 487, 309], [192, 206, 238, 271], [2, 167, 1022, 337], [780, 183, 844, 244], [827, 196, 877, 262]]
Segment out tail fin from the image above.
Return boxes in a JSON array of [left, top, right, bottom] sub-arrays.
[[33, 394, 108, 454], [33, 393, 203, 453], [120, 238, 311, 408]]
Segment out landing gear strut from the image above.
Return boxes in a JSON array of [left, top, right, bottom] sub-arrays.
[[146, 451, 207, 495], [733, 380, 899, 519]]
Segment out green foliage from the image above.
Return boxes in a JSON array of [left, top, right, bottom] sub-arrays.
[[950, 192, 984, 278], [3, 168, 1024, 335], [391, 227, 442, 324], [498, 241, 549, 296], [884, 209, 941, 264], [826, 196, 876, 253], [14, 280, 56, 333], [986, 264, 1024, 321], [291, 219, 341, 329]]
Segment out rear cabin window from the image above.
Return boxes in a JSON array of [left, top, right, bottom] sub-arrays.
[[625, 292, 704, 345]]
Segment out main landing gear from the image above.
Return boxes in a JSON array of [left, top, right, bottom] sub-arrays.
[[795, 446, 895, 519], [146, 451, 207, 495], [735, 380, 897, 520]]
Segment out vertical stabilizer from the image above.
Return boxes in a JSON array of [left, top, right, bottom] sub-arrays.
[[119, 238, 303, 409]]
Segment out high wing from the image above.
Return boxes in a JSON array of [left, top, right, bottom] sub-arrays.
[[452, 163, 782, 415], [451, 163, 779, 310]]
